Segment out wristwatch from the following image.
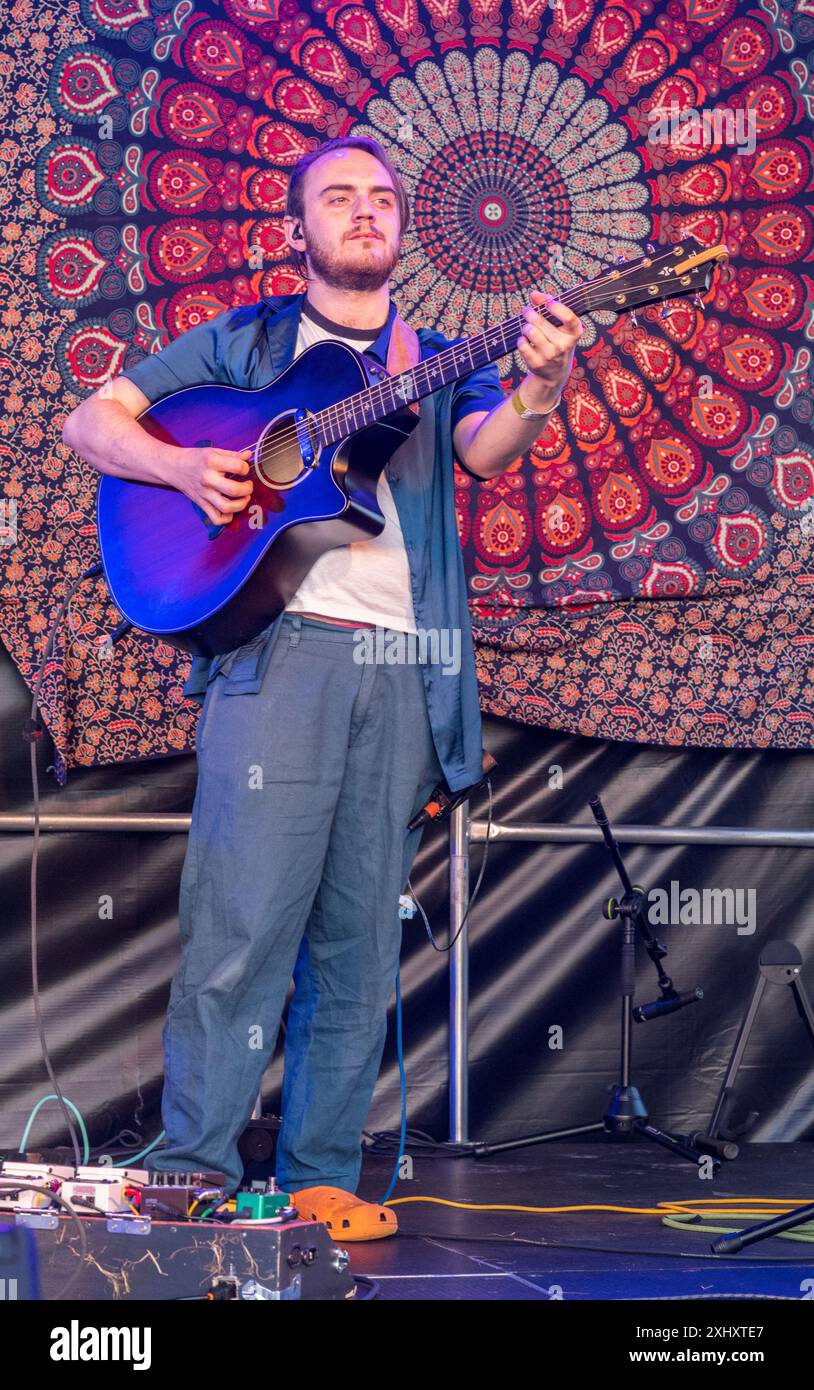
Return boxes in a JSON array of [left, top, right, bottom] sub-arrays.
[[511, 385, 562, 420]]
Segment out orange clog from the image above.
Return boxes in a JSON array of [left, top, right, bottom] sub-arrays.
[[289, 1185, 398, 1241]]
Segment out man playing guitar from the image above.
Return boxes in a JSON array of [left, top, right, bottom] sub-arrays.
[[63, 135, 582, 1237]]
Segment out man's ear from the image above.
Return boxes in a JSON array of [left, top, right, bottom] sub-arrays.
[[283, 214, 304, 245]]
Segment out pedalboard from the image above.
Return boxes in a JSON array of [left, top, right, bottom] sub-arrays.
[[0, 1158, 356, 1299]]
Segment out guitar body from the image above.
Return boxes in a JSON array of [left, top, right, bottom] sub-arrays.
[[97, 341, 419, 657]]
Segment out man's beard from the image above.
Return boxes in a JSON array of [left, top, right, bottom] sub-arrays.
[[302, 226, 400, 290]]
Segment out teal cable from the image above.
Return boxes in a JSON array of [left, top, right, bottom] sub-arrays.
[[18, 1094, 164, 1169], [19, 1095, 90, 1164], [112, 1132, 165, 1166]]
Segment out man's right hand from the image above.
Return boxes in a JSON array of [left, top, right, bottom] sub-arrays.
[[176, 445, 255, 527]]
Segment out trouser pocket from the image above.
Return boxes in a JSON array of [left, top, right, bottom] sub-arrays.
[[219, 615, 286, 695]]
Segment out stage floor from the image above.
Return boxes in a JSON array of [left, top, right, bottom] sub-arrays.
[[351, 1140, 814, 1300]]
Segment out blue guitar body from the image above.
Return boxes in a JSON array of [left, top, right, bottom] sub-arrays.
[[97, 341, 418, 657]]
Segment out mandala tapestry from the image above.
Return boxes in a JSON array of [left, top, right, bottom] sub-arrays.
[[1, 0, 813, 779]]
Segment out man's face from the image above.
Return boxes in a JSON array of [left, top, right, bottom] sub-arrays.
[[286, 149, 402, 291]]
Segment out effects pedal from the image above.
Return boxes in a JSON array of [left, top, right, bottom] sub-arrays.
[[140, 1171, 230, 1221]]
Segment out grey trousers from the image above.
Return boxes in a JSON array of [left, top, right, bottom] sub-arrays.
[[146, 612, 443, 1194]]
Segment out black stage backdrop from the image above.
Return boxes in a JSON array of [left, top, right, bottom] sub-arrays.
[[2, 637, 812, 1159]]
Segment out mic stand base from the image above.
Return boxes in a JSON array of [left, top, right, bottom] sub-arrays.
[[471, 1086, 710, 1170]]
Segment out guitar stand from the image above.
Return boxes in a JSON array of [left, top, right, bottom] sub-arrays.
[[472, 795, 714, 1174], [709, 942, 814, 1255], [687, 940, 814, 1164]]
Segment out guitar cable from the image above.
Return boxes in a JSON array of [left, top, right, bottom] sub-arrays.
[[406, 774, 493, 952]]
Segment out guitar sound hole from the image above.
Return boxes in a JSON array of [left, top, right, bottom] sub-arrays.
[[256, 415, 312, 489]]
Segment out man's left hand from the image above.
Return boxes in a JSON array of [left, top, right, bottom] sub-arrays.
[[516, 290, 584, 411]]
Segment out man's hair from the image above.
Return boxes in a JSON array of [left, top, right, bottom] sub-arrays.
[[285, 136, 411, 276]]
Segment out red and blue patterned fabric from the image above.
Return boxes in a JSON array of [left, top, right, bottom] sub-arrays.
[[3, 0, 814, 776]]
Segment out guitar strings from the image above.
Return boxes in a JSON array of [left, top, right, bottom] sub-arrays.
[[225, 263, 701, 473], [297, 253, 694, 451], [257, 281, 622, 457], [249, 286, 692, 472], [246, 257, 692, 464], [245, 294, 680, 472]]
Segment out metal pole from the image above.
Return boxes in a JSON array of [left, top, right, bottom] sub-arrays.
[[4, 812, 814, 848], [0, 813, 192, 832], [467, 822, 814, 848], [447, 815, 814, 1144], [449, 801, 470, 1143]]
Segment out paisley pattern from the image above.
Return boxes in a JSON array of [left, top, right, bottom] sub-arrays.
[[2, 0, 814, 778], [474, 515, 814, 744]]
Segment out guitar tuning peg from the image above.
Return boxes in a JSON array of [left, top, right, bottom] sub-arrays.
[[693, 292, 704, 311], [616, 255, 626, 265], [646, 242, 656, 254], [630, 310, 639, 328], [660, 305, 671, 320]]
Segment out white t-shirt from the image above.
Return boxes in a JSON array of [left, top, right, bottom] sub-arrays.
[[284, 307, 418, 635]]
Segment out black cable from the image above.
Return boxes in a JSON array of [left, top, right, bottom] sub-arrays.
[[26, 561, 104, 1168], [363, 1128, 473, 1158], [397, 1230, 814, 1263], [352, 1275, 381, 1300], [407, 777, 493, 951], [86, 1128, 146, 1159]]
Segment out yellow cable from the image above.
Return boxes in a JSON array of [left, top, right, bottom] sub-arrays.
[[660, 1197, 812, 1206], [387, 1197, 682, 1215], [659, 1197, 813, 1217], [385, 1195, 814, 1217]]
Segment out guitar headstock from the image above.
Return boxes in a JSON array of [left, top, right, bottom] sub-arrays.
[[585, 236, 729, 315]]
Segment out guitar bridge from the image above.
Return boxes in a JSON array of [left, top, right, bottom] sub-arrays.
[[295, 407, 320, 470]]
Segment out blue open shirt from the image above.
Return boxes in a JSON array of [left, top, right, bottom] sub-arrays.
[[119, 293, 506, 794]]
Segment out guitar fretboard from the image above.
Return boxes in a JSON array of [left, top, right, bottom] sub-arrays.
[[313, 299, 582, 446], [301, 238, 724, 445]]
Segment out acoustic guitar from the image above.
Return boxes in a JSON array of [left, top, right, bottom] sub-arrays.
[[97, 237, 728, 658]]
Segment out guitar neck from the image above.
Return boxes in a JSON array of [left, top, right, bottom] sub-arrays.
[[313, 238, 729, 447], [314, 299, 580, 447]]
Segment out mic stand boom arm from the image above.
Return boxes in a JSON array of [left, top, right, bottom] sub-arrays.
[[588, 796, 704, 1023]]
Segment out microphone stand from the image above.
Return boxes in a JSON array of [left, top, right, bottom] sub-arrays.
[[472, 795, 713, 1171]]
